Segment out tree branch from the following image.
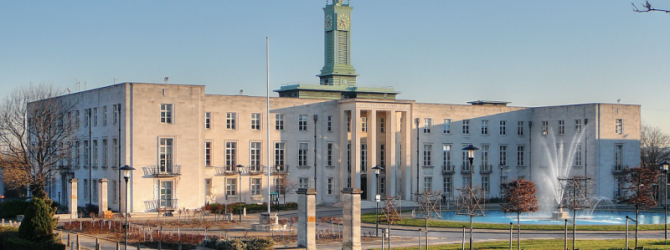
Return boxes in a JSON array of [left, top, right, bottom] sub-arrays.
[[632, 1, 670, 14]]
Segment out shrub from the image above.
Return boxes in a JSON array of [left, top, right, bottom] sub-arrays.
[[201, 237, 274, 250], [0, 226, 64, 250], [18, 197, 58, 242], [245, 237, 274, 250], [0, 199, 31, 218], [84, 203, 99, 215]]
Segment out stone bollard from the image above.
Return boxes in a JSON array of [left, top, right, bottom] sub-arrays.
[[1, 218, 4, 226], [71, 243, 75, 250], [67, 234, 71, 247], [137, 243, 141, 250], [116, 242, 120, 250], [60, 231, 63, 243], [95, 237, 99, 250], [179, 240, 183, 250], [76, 234, 80, 250], [158, 241, 162, 250]]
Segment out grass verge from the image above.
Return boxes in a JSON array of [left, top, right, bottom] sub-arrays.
[[371, 239, 670, 250]]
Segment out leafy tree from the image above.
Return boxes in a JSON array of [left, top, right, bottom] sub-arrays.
[[18, 190, 58, 242], [500, 179, 539, 250]]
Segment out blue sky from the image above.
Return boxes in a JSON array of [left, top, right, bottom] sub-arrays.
[[1, 0, 669, 133]]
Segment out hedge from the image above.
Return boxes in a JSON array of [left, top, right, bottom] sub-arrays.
[[0, 200, 30, 219], [200, 237, 275, 250], [0, 226, 64, 250]]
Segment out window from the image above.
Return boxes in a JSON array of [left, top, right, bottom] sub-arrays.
[[85, 109, 90, 127], [275, 114, 284, 130], [225, 142, 237, 170], [423, 144, 432, 166], [112, 181, 117, 203], [274, 142, 285, 167], [299, 115, 308, 131], [424, 118, 432, 133], [84, 140, 89, 166], [327, 143, 333, 166], [517, 121, 524, 135], [482, 176, 489, 194], [205, 179, 213, 197], [92, 179, 98, 201], [251, 178, 262, 196], [462, 150, 470, 171], [481, 120, 488, 135], [205, 112, 211, 129], [443, 176, 452, 195], [380, 118, 385, 133], [347, 177, 351, 188], [159, 138, 173, 171], [615, 144, 624, 168], [160, 181, 174, 208], [575, 119, 582, 133], [113, 104, 119, 125], [327, 178, 333, 194], [380, 177, 386, 194], [74, 141, 80, 166], [558, 120, 565, 135], [616, 119, 623, 134], [347, 143, 351, 172], [481, 145, 489, 167], [542, 121, 548, 135], [299, 143, 308, 166], [499, 145, 507, 166], [93, 108, 98, 126], [517, 146, 525, 166], [226, 112, 236, 129], [361, 117, 368, 132], [250, 142, 261, 169], [299, 178, 309, 189], [442, 144, 452, 169], [112, 138, 118, 167], [463, 176, 471, 188], [76, 110, 80, 128], [574, 144, 582, 166], [226, 179, 237, 195], [102, 106, 107, 126], [102, 139, 108, 167], [347, 115, 351, 132], [499, 121, 506, 135], [361, 144, 368, 172], [328, 116, 332, 131], [424, 177, 432, 192], [205, 142, 212, 166], [251, 113, 261, 130], [444, 119, 451, 134], [160, 104, 172, 124], [92, 140, 98, 166], [462, 120, 470, 134], [380, 144, 385, 166], [84, 179, 89, 199]]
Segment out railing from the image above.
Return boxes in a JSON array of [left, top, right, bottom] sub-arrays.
[[248, 165, 266, 175], [479, 164, 493, 174], [143, 199, 179, 211], [143, 165, 181, 177], [273, 165, 290, 175], [461, 164, 471, 174], [215, 166, 239, 175], [612, 165, 628, 175], [442, 165, 455, 175]]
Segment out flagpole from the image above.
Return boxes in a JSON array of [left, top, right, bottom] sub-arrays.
[[266, 37, 271, 215]]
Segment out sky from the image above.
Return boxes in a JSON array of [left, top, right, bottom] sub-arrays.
[[1, 0, 669, 133]]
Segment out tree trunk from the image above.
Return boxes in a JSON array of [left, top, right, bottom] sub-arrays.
[[517, 212, 521, 250]]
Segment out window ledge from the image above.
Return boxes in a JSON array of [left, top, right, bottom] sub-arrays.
[[573, 165, 584, 169], [325, 165, 336, 169], [422, 165, 434, 169], [296, 165, 311, 169]]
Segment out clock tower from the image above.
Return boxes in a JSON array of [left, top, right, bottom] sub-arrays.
[[319, 0, 357, 87]]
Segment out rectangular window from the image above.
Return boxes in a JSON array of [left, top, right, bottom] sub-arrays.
[[84, 140, 89, 166], [299, 143, 308, 166], [226, 112, 236, 129], [299, 115, 308, 131], [542, 121, 548, 135], [159, 181, 174, 208], [424, 177, 432, 192], [380, 144, 386, 166], [574, 144, 582, 166], [274, 142, 285, 167], [615, 144, 624, 168], [102, 106, 107, 126], [558, 120, 565, 135], [92, 140, 98, 166], [517, 146, 525, 166], [112, 138, 118, 167], [159, 138, 173, 172], [205, 142, 212, 166], [575, 119, 582, 133], [251, 113, 261, 130], [75, 141, 80, 166], [160, 104, 172, 124], [328, 115, 332, 131], [462, 150, 470, 171], [112, 181, 117, 203], [327, 178, 333, 194], [113, 104, 119, 125], [84, 179, 89, 199], [205, 112, 211, 129], [347, 115, 351, 132], [275, 114, 284, 130], [347, 143, 351, 172], [463, 176, 471, 188], [380, 118, 385, 133], [463, 120, 470, 134], [102, 139, 108, 167], [347, 177, 351, 188], [93, 108, 98, 126], [499, 145, 507, 166], [225, 142, 237, 170], [251, 178, 262, 196], [481, 145, 489, 167], [226, 179, 237, 195], [423, 144, 432, 166], [482, 176, 489, 194], [92, 179, 98, 201], [443, 176, 452, 195], [361, 117, 368, 132], [250, 142, 261, 169], [380, 177, 386, 194], [327, 143, 333, 166], [481, 120, 488, 135], [442, 144, 452, 169], [85, 109, 90, 127], [424, 118, 432, 133], [299, 178, 309, 189], [205, 179, 213, 197], [361, 144, 368, 172], [517, 121, 524, 135], [616, 119, 623, 134], [499, 120, 506, 135], [444, 119, 451, 134], [75, 110, 80, 128]]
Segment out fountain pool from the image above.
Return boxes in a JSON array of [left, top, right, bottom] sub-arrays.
[[439, 210, 668, 225]]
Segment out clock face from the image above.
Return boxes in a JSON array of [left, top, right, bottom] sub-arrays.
[[325, 14, 333, 30], [337, 14, 350, 30]]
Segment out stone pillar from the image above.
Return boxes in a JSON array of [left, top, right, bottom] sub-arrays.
[[388, 111, 397, 197], [98, 178, 108, 215], [297, 188, 317, 250], [342, 188, 362, 250], [368, 110, 377, 201], [352, 110, 361, 189], [403, 111, 413, 201], [68, 179, 78, 218]]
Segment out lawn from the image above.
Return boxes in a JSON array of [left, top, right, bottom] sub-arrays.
[[361, 213, 669, 231], [375, 239, 670, 250]]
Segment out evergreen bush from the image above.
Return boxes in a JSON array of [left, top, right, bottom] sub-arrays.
[[18, 196, 58, 242]]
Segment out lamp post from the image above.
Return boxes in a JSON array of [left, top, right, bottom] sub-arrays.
[[313, 115, 318, 194], [119, 165, 135, 250], [276, 165, 281, 207], [415, 118, 420, 200], [499, 164, 504, 198], [462, 145, 480, 250], [372, 165, 383, 237], [661, 161, 670, 239], [236, 164, 245, 222]]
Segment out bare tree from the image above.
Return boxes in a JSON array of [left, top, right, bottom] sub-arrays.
[[632, 1, 670, 14], [277, 179, 300, 206], [0, 83, 78, 195], [641, 123, 670, 169], [500, 179, 539, 250], [623, 167, 660, 248]]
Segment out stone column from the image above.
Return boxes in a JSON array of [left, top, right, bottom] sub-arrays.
[[297, 188, 317, 250], [342, 188, 362, 250], [68, 179, 78, 218], [388, 111, 397, 197], [98, 178, 108, 215], [368, 110, 377, 201], [351, 109, 361, 189], [403, 111, 413, 200]]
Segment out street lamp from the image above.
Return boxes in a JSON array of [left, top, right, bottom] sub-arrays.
[[414, 118, 420, 200], [372, 165, 383, 237], [276, 165, 282, 207], [661, 161, 670, 240], [236, 164, 245, 222], [462, 145, 480, 250], [313, 115, 318, 193], [119, 165, 135, 250]]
